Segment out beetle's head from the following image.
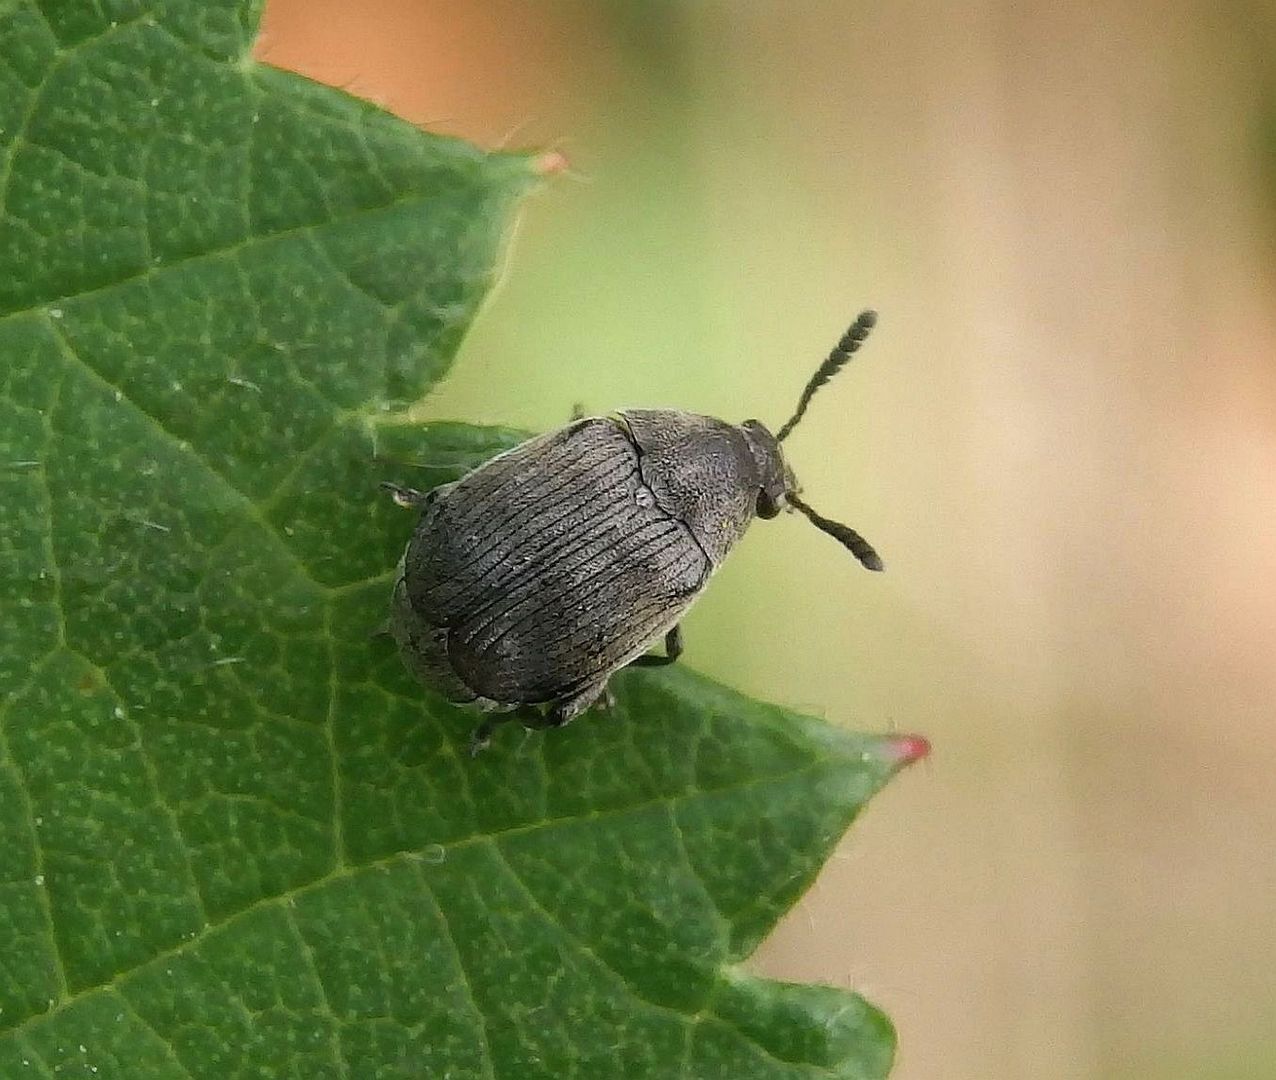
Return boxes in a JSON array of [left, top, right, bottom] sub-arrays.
[[747, 310, 884, 572], [739, 419, 789, 520]]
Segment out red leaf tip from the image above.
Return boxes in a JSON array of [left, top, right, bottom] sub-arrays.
[[881, 734, 931, 766], [532, 150, 570, 176]]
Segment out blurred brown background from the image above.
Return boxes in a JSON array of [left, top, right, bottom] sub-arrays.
[[258, 3, 1276, 1077]]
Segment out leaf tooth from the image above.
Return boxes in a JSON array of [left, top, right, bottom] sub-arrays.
[[871, 734, 932, 769]]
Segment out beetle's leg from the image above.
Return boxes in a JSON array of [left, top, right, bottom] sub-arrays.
[[467, 715, 504, 757], [628, 625, 684, 668], [470, 685, 604, 753], [468, 704, 545, 756], [379, 481, 428, 509], [520, 685, 605, 731], [468, 707, 531, 757]]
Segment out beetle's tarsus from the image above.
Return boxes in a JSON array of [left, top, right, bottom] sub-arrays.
[[467, 717, 500, 757], [628, 624, 684, 668], [519, 706, 571, 731], [514, 686, 604, 731], [380, 481, 427, 508], [465, 704, 544, 754]]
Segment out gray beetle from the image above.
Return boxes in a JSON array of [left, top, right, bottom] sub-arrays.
[[384, 310, 883, 754]]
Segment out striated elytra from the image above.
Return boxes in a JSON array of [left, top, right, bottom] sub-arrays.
[[386, 311, 885, 754]]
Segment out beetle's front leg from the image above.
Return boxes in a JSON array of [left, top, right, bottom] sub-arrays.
[[628, 625, 683, 668], [379, 481, 428, 508]]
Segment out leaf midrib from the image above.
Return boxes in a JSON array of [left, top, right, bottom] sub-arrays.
[[32, 309, 391, 594], [0, 182, 454, 326], [0, 753, 847, 1043]]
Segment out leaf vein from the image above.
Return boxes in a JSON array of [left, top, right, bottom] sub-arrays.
[[94, 665, 210, 926], [491, 812, 846, 1077], [323, 604, 346, 869], [9, 1033, 53, 1079], [304, 230, 394, 311], [283, 905, 351, 1079], [227, 251, 356, 416], [415, 867, 498, 1080], [34, 371, 67, 650], [0, 4, 163, 217], [1, 756, 841, 1047], [42, 314, 341, 593], [0, 376, 77, 1005], [663, 802, 731, 953], [487, 838, 715, 1034], [113, 989, 198, 1080], [13, 134, 149, 192], [36, 3, 158, 55], [0, 190, 468, 326], [0, 15, 51, 220], [0, 653, 69, 1006]]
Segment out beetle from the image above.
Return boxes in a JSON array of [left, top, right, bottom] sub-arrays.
[[384, 310, 884, 754]]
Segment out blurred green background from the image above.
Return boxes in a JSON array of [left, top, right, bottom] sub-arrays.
[[258, 3, 1276, 1077]]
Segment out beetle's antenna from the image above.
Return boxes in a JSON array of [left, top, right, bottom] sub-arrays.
[[788, 492, 883, 571], [776, 310, 877, 442]]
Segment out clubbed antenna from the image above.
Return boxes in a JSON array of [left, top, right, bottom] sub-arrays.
[[776, 310, 877, 442], [788, 492, 884, 572]]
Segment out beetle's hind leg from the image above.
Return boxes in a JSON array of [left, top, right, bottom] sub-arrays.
[[513, 684, 607, 733], [532, 683, 608, 729], [468, 684, 608, 756], [628, 625, 684, 668], [467, 704, 535, 757], [467, 713, 513, 757]]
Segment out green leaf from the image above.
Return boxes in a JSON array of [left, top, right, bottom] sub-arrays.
[[0, 2, 921, 1076]]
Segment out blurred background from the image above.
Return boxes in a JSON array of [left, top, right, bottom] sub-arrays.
[[258, 4, 1276, 1077]]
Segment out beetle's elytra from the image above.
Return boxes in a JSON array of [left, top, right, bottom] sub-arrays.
[[386, 311, 884, 754]]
